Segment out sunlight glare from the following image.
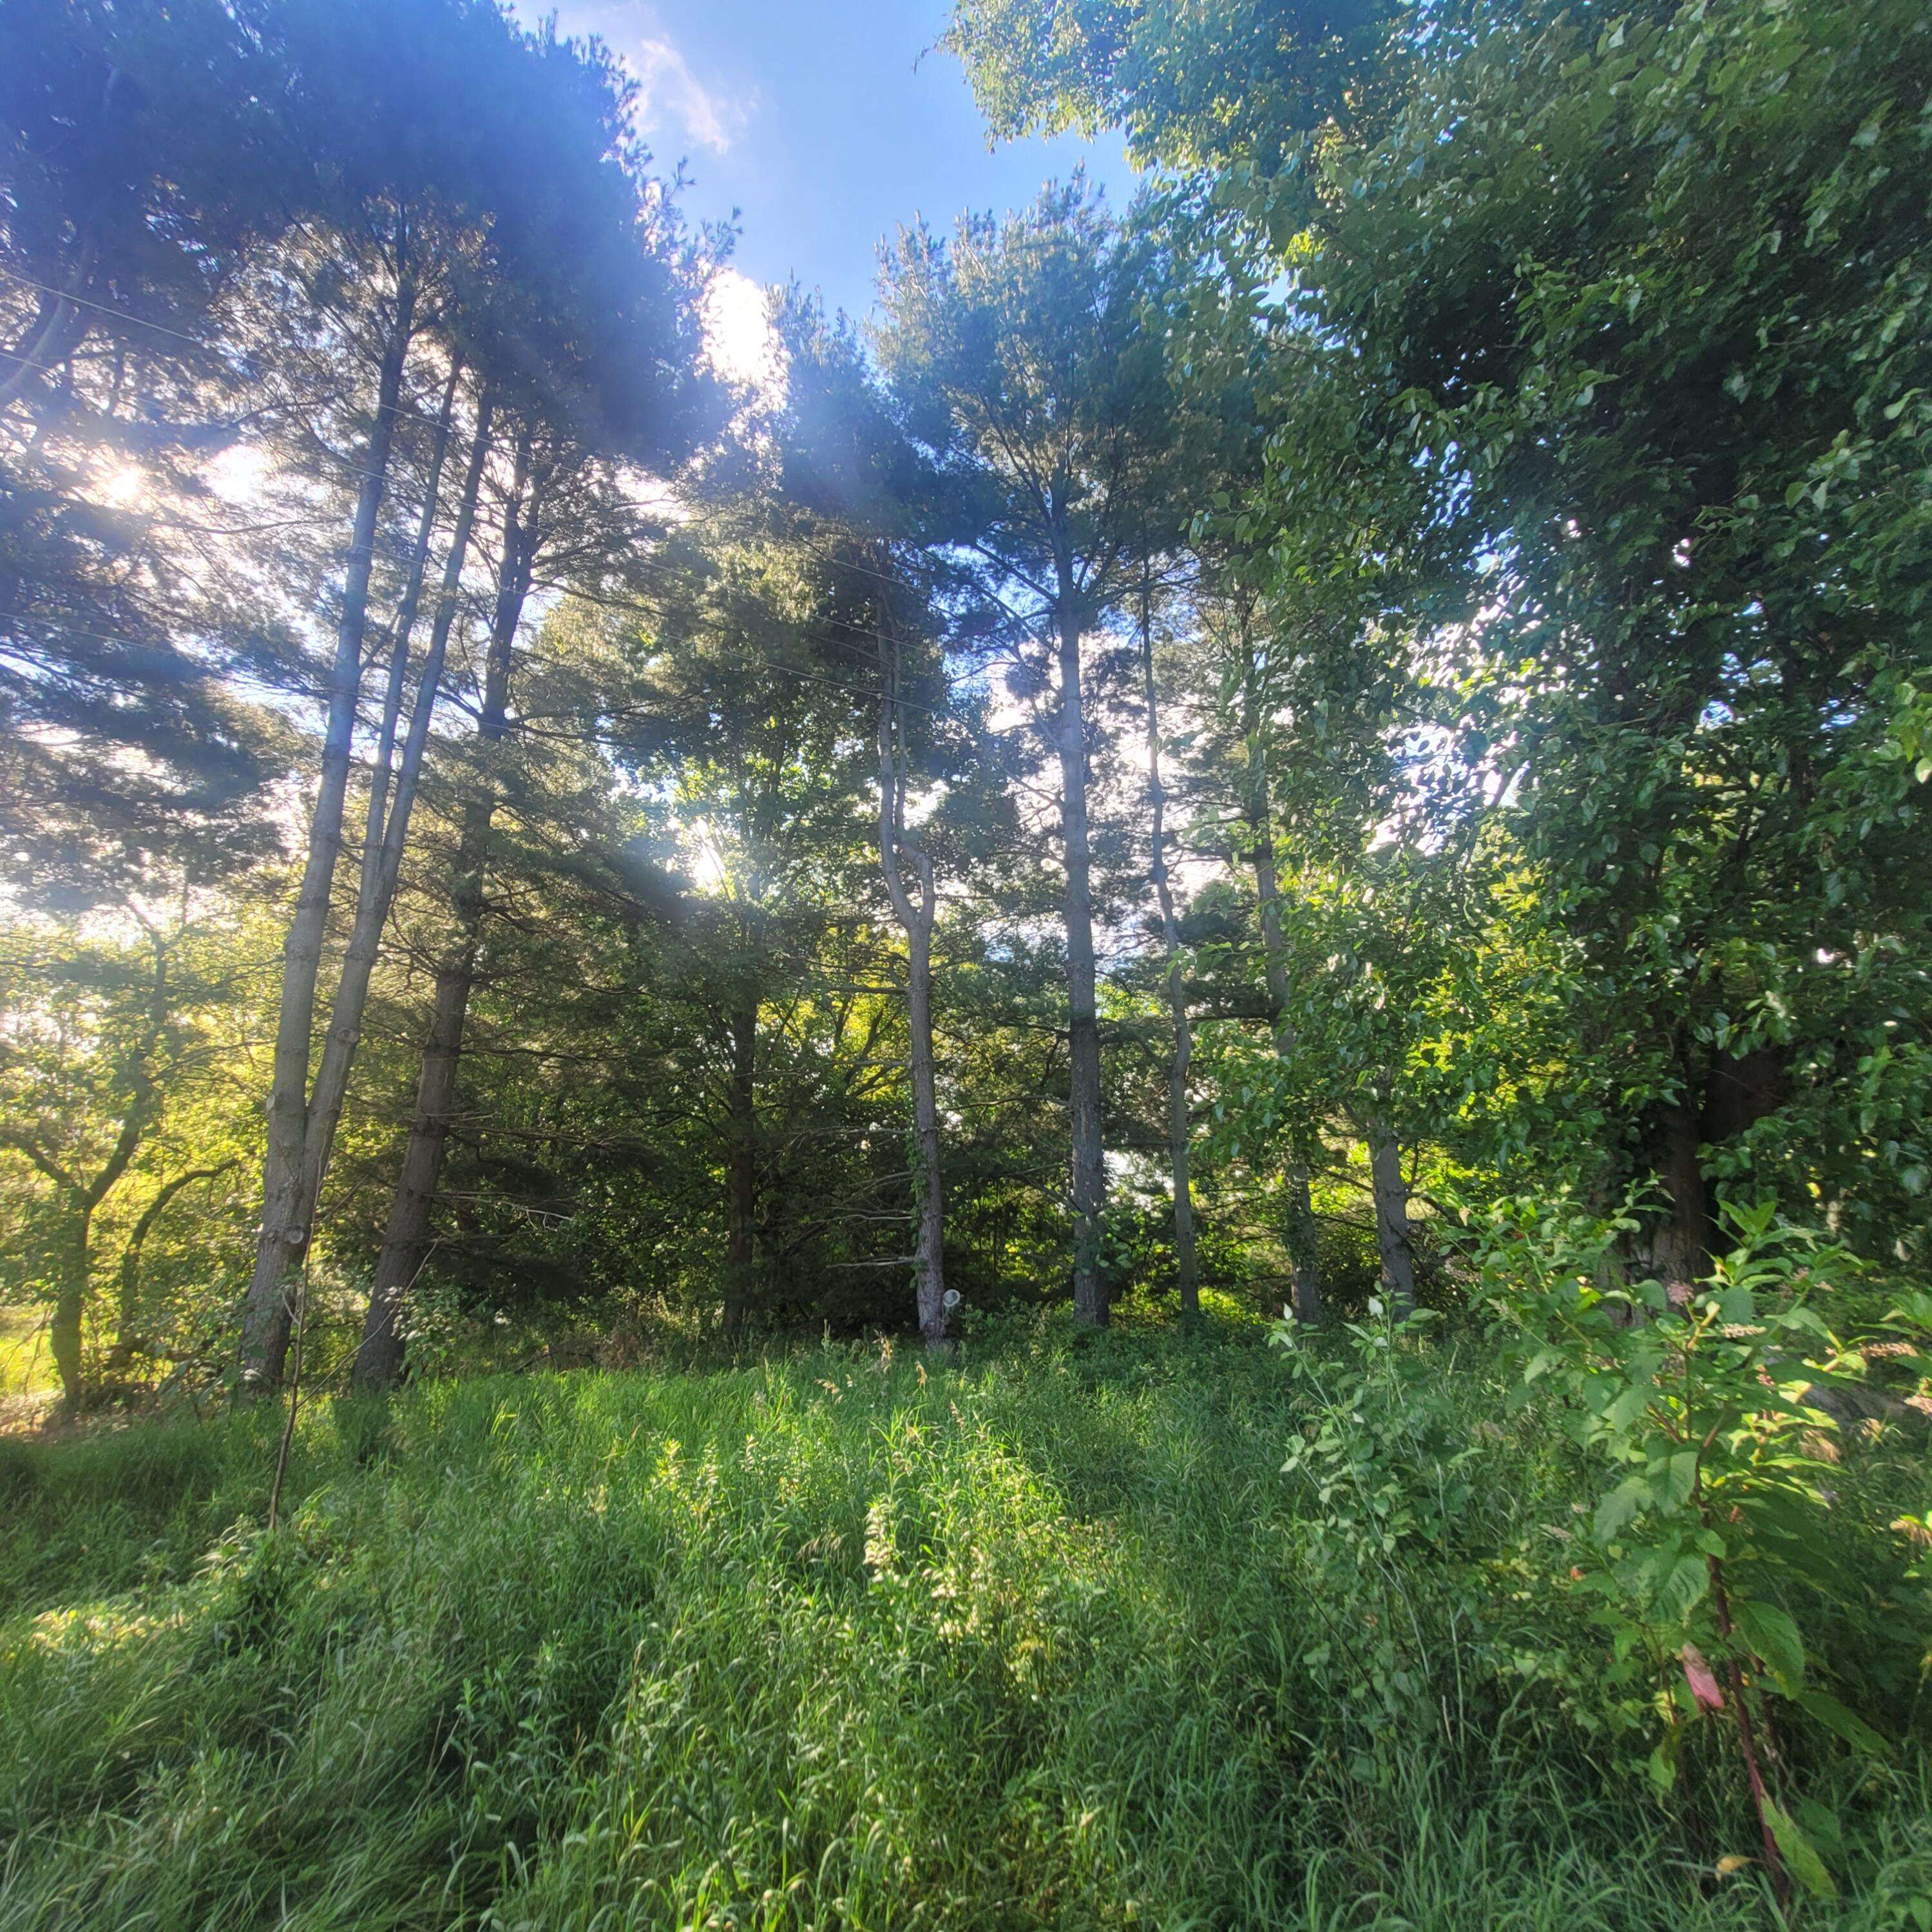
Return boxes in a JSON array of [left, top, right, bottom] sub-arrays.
[[703, 268, 785, 399]]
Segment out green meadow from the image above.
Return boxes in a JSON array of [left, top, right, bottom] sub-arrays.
[[3, 1325, 1926, 1931]]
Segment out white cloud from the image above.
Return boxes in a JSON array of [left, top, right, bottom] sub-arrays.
[[515, 5, 751, 157], [632, 33, 749, 156]]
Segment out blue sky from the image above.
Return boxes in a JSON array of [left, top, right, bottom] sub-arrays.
[[522, 0, 1139, 323]]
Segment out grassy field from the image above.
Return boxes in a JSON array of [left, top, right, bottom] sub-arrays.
[[0, 1311, 57, 1440], [0, 1322, 1926, 1931]]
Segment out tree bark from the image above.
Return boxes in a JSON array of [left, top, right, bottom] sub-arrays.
[[1648, 1100, 1713, 1290], [359, 361, 462, 894], [904, 919, 948, 1348], [354, 428, 532, 1392], [1140, 582, 1197, 1319], [1369, 1118, 1418, 1317], [301, 394, 493, 1205], [875, 631, 948, 1350], [48, 1210, 90, 1411], [244, 269, 419, 1386], [719, 1000, 760, 1337], [1056, 583, 1107, 1328], [1239, 636, 1322, 1323]]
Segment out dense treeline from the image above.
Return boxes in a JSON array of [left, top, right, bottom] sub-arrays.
[[3, 0, 1930, 1913], [4, 0, 1927, 1393]]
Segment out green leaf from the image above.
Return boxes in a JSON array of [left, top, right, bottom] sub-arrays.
[[1734, 1600, 1804, 1694], [1594, 1475, 1650, 1540], [1795, 1688, 1889, 1756], [1647, 1721, 1688, 1792], [1761, 1798, 1837, 1900], [1656, 1451, 1698, 1510], [1654, 1551, 1709, 1625], [1794, 1798, 1844, 1861], [1603, 1381, 1653, 1433]]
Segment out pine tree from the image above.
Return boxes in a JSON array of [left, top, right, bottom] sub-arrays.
[[875, 182, 1180, 1327]]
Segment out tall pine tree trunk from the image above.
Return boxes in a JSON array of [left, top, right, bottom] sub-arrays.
[[358, 361, 462, 890], [1057, 589, 1107, 1328], [723, 1003, 759, 1336], [354, 431, 531, 1392], [244, 270, 418, 1386], [1140, 586, 1197, 1319], [1240, 642, 1322, 1323], [904, 918, 947, 1348], [301, 396, 494, 1207], [875, 646, 947, 1350]]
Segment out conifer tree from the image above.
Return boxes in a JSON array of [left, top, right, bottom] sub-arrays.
[[1, 0, 288, 904], [243, 0, 716, 1386], [875, 183, 1179, 1326]]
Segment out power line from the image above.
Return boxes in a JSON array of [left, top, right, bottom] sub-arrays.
[[0, 265, 454, 429], [0, 352, 77, 383], [0, 266, 212, 350]]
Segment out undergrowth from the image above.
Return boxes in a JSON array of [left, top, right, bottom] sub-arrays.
[[0, 1318, 1926, 1930]]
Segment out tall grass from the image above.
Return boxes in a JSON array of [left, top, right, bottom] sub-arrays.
[[0, 1325, 1924, 1929]]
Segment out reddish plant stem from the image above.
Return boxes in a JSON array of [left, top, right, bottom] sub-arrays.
[[1705, 1547, 1787, 1905]]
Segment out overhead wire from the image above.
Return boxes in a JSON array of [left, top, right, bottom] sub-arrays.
[[0, 265, 459, 430], [0, 267, 215, 350]]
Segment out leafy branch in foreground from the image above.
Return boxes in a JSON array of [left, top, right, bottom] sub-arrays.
[[1481, 1195, 1897, 1903]]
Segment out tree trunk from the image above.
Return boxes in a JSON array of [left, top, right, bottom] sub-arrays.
[[875, 647, 948, 1350], [905, 919, 948, 1348], [1282, 1179, 1323, 1326], [354, 928, 470, 1388], [1648, 1101, 1713, 1290], [1369, 1119, 1418, 1317], [301, 395, 494, 1206], [723, 1004, 759, 1336], [1241, 646, 1322, 1323], [49, 1206, 89, 1412], [1627, 1045, 1783, 1292], [354, 430, 532, 1392], [1057, 588, 1107, 1327], [359, 361, 462, 892], [1141, 586, 1197, 1319], [244, 271, 418, 1386]]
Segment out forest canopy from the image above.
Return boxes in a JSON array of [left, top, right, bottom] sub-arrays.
[[6, 0, 1923, 1399], [3, 0, 1931, 1920]]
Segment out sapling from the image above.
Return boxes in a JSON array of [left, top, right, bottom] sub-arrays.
[[1480, 1194, 1889, 1903]]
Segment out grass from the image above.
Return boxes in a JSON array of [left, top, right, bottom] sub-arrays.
[[0, 1310, 57, 1440], [0, 1320, 1926, 1930], [0, 1309, 52, 1398]]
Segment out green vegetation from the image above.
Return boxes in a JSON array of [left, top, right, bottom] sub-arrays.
[[2, 1322, 1927, 1931], [4, 0, 1930, 1919]]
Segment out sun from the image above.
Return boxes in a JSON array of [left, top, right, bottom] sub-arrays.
[[97, 463, 146, 509]]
